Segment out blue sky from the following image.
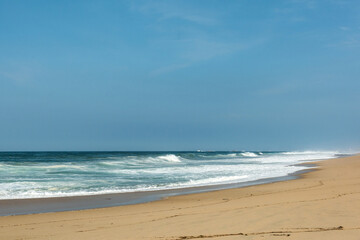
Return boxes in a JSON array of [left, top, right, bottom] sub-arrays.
[[0, 0, 359, 151]]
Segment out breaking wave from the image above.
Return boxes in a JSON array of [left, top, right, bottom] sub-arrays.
[[0, 150, 350, 200], [241, 152, 258, 157], [157, 154, 182, 162]]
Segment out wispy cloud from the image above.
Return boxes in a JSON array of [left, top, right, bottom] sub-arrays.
[[290, 0, 318, 9], [0, 63, 42, 85], [255, 82, 301, 96], [327, 26, 360, 48], [131, 0, 218, 25], [179, 39, 245, 62], [150, 63, 190, 76], [338, 37, 360, 47], [339, 26, 351, 31], [131, 1, 267, 76], [150, 38, 265, 76]]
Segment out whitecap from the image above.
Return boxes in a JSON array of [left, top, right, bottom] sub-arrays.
[[241, 152, 258, 157], [157, 154, 182, 162], [281, 151, 338, 155]]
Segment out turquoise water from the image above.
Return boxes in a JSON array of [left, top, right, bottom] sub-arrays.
[[0, 151, 342, 199]]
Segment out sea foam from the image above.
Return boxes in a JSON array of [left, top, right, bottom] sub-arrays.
[[0, 150, 347, 200], [241, 152, 258, 157], [157, 154, 182, 162]]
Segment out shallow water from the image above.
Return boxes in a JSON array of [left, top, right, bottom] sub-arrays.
[[0, 151, 344, 199]]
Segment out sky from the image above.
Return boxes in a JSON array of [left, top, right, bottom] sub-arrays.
[[0, 0, 359, 151]]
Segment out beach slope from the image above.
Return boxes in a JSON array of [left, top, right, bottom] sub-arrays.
[[1, 155, 359, 240]]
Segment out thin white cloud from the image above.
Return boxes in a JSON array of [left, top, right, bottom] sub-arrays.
[[290, 0, 318, 9], [255, 82, 300, 96], [131, 0, 218, 25], [130, 1, 266, 76], [0, 63, 42, 85], [179, 39, 246, 62], [150, 38, 265, 76], [150, 63, 190, 76], [339, 26, 350, 31], [340, 37, 360, 47], [327, 27, 360, 48]]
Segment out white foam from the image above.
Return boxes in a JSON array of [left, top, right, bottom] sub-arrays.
[[0, 150, 344, 200], [241, 152, 258, 157], [157, 154, 182, 162], [237, 151, 341, 164], [212, 153, 237, 158], [0, 163, 310, 200], [186, 175, 249, 186], [38, 165, 85, 169], [281, 151, 338, 155]]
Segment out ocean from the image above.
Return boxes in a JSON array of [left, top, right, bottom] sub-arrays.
[[0, 151, 346, 200]]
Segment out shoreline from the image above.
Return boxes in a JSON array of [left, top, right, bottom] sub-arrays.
[[1, 154, 360, 239], [0, 160, 319, 216]]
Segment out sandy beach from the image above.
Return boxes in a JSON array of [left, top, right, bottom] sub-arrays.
[[1, 155, 359, 240]]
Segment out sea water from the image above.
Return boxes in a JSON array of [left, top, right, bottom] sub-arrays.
[[0, 151, 346, 200]]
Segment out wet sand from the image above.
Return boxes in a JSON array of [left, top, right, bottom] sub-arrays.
[[1, 155, 359, 239]]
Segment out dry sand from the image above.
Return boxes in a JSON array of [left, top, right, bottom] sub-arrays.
[[1, 155, 359, 240]]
